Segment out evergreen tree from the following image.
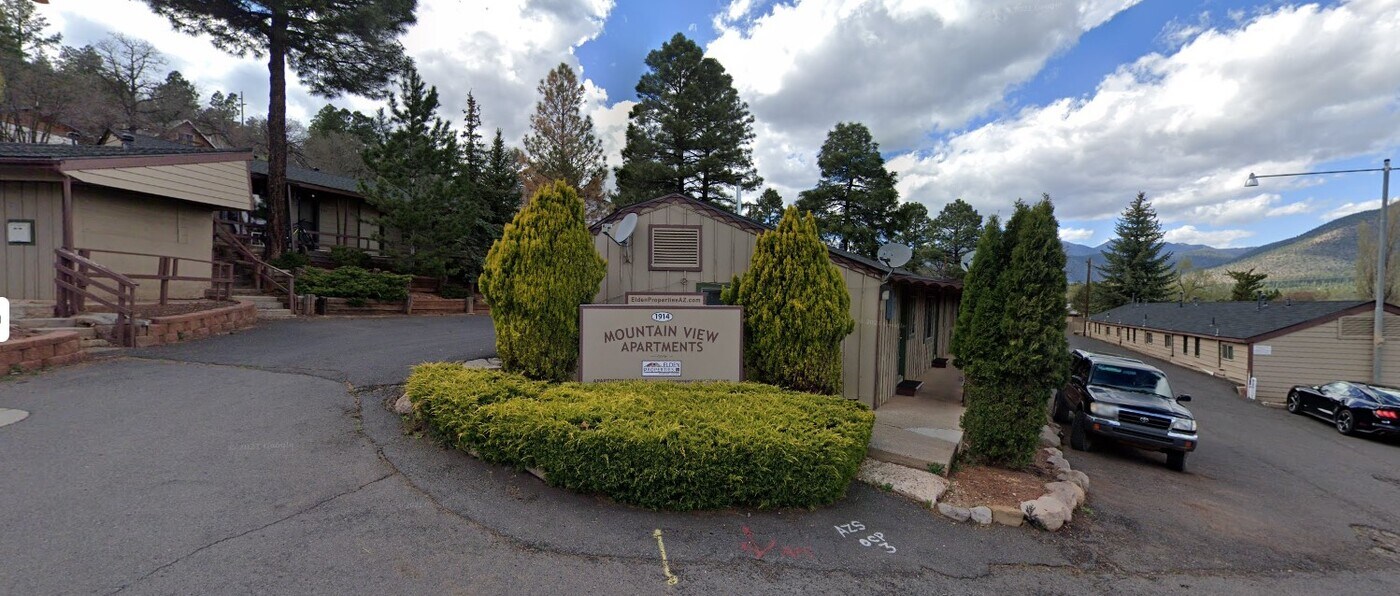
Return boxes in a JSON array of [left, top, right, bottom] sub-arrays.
[[523, 63, 609, 222], [745, 188, 785, 227], [479, 180, 606, 381], [1226, 268, 1279, 301], [145, 0, 417, 258], [950, 216, 1003, 374], [360, 67, 474, 279], [471, 129, 525, 269], [722, 207, 854, 395], [1097, 192, 1174, 306], [614, 33, 760, 209], [796, 122, 902, 256], [929, 199, 983, 279], [0, 0, 61, 61]]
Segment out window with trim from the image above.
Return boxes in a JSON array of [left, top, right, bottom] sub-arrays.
[[696, 282, 728, 305], [1166, 335, 1173, 348], [1146, 332, 1154, 344], [649, 225, 702, 271], [1194, 337, 1201, 357], [1222, 344, 1234, 360], [1182, 335, 1188, 354]]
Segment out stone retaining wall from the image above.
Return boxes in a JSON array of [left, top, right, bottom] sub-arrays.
[[130, 300, 258, 347], [1, 331, 84, 372]]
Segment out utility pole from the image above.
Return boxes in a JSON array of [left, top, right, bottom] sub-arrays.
[[1373, 158, 1392, 384], [1084, 258, 1092, 335]]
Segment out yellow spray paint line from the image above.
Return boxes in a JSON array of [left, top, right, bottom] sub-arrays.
[[652, 529, 679, 585]]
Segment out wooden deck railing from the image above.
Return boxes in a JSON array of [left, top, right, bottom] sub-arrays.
[[75, 248, 234, 304], [54, 248, 137, 346], [215, 224, 298, 314]]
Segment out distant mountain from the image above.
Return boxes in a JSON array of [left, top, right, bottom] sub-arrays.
[[1201, 207, 1382, 288], [1063, 240, 1254, 284]]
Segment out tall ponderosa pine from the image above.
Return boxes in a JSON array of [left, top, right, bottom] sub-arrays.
[[360, 68, 473, 279], [796, 122, 902, 256], [144, 0, 416, 258], [523, 63, 609, 222], [722, 207, 854, 395], [958, 198, 1069, 468], [614, 33, 760, 210], [745, 188, 785, 227], [929, 199, 983, 279], [1097, 192, 1174, 306], [479, 180, 606, 381]]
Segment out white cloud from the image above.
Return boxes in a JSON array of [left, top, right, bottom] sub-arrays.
[[41, 0, 618, 147], [1323, 200, 1381, 221], [1176, 193, 1313, 224], [1059, 228, 1095, 242], [892, 0, 1400, 227], [1164, 225, 1254, 247], [706, 0, 1142, 197]]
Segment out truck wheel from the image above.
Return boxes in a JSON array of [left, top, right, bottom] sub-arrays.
[[1166, 450, 1187, 472], [1052, 391, 1072, 424], [1070, 410, 1095, 452]]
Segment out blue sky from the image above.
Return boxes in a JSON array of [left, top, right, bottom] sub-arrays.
[[44, 0, 1400, 251]]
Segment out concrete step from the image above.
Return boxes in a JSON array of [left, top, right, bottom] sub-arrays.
[[13, 317, 78, 329], [83, 347, 123, 358], [231, 294, 284, 305], [40, 327, 98, 339], [9, 301, 56, 319], [867, 422, 959, 474], [258, 309, 296, 320], [81, 338, 112, 349]]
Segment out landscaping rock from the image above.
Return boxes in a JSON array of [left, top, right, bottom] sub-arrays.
[[989, 505, 1024, 527], [969, 506, 993, 526], [1045, 481, 1086, 509], [937, 503, 971, 522], [1039, 425, 1061, 448], [1046, 453, 1072, 472], [392, 393, 414, 415], [1021, 496, 1072, 531], [858, 459, 948, 506], [464, 358, 502, 370], [1057, 469, 1090, 492]]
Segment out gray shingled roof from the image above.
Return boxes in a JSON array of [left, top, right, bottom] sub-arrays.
[[0, 142, 243, 159], [250, 160, 361, 196], [1089, 300, 1372, 340]]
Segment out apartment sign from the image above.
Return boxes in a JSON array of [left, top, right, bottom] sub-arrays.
[[579, 305, 742, 382]]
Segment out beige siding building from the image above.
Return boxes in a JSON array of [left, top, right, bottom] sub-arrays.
[[1, 143, 252, 303], [249, 161, 384, 255], [1087, 300, 1400, 404], [591, 194, 961, 408]]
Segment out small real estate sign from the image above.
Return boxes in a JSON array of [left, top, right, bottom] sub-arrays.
[[624, 292, 705, 306], [579, 304, 742, 382]]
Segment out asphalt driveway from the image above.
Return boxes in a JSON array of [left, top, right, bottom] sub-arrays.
[[1, 317, 1396, 594]]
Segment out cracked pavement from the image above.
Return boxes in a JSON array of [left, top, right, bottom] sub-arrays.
[[1, 316, 1397, 594]]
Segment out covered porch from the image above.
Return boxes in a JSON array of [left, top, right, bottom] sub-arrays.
[[868, 365, 965, 474]]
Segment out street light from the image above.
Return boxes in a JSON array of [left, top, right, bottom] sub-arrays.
[[1245, 159, 1392, 383]]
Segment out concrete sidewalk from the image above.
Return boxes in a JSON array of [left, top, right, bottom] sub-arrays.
[[868, 368, 964, 474]]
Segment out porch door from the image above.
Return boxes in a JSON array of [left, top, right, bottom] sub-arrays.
[[898, 290, 914, 379]]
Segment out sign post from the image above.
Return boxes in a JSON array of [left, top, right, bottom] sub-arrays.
[[579, 305, 742, 382]]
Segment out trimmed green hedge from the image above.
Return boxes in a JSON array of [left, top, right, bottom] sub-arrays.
[[297, 266, 411, 301], [406, 363, 875, 510]]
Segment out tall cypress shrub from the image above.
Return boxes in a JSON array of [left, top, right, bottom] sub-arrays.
[[723, 207, 854, 394], [959, 198, 1069, 467], [479, 180, 606, 381], [950, 215, 1003, 375]]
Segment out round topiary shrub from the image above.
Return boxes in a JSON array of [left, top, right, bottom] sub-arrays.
[[407, 364, 875, 510]]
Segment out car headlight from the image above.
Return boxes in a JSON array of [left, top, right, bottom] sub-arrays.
[[1089, 403, 1119, 419], [1171, 418, 1197, 432]]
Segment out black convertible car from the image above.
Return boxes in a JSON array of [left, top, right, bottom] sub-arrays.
[[1287, 381, 1400, 436]]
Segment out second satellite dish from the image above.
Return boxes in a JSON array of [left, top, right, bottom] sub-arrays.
[[607, 213, 638, 246], [876, 243, 913, 269]]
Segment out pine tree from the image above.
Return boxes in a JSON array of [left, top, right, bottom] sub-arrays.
[[614, 33, 760, 209], [722, 207, 854, 394], [1097, 192, 1174, 306], [479, 180, 606, 381], [145, 0, 416, 258], [929, 199, 983, 279], [523, 63, 609, 222], [360, 67, 474, 279], [470, 129, 525, 271], [795, 122, 902, 256], [1226, 268, 1279, 301], [950, 216, 1004, 374], [745, 188, 785, 227]]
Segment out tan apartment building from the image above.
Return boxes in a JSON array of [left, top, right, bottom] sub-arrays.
[[1, 142, 252, 303], [249, 161, 383, 255], [1087, 300, 1400, 404], [590, 194, 962, 408]]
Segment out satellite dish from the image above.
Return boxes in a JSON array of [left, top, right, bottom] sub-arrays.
[[877, 243, 913, 269], [607, 213, 638, 246], [960, 250, 976, 270]]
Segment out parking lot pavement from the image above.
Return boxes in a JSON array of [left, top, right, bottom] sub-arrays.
[[1064, 334, 1400, 575]]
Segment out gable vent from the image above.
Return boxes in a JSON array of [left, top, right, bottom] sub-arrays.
[[650, 226, 701, 270], [1338, 315, 1400, 339]]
